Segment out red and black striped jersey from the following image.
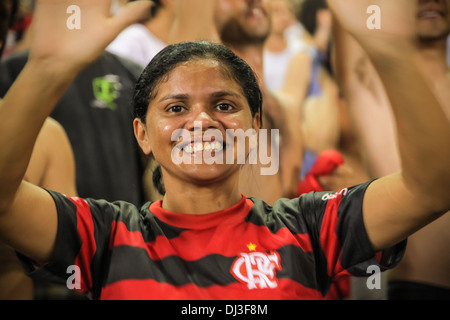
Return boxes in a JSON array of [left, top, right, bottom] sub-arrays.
[[20, 181, 405, 300]]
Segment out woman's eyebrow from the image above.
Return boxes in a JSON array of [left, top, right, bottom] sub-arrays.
[[158, 91, 242, 103], [210, 90, 242, 99], [157, 93, 190, 103]]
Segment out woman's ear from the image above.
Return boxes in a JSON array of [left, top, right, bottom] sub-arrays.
[[133, 118, 152, 155], [252, 113, 261, 133]]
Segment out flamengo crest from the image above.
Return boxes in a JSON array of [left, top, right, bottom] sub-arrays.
[[231, 251, 282, 289]]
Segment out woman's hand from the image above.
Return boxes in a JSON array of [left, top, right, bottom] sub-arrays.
[[29, 0, 153, 73]]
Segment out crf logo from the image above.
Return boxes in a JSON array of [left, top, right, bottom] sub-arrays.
[[231, 251, 282, 289]]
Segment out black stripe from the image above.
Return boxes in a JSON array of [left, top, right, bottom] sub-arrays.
[[336, 183, 374, 274], [46, 190, 83, 281], [248, 195, 328, 235], [105, 246, 237, 287], [277, 245, 322, 292], [297, 192, 331, 296], [336, 181, 407, 275]]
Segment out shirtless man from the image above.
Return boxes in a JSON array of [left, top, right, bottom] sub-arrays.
[[333, 0, 450, 299]]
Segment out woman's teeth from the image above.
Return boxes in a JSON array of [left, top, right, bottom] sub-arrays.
[[183, 141, 224, 154]]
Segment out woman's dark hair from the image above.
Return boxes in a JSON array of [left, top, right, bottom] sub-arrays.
[[133, 41, 262, 122], [132, 41, 263, 196]]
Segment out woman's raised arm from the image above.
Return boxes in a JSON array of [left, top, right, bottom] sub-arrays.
[[328, 0, 450, 251], [0, 0, 152, 262]]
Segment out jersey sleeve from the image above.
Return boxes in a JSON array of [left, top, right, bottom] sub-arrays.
[[298, 181, 406, 279], [17, 189, 138, 297]]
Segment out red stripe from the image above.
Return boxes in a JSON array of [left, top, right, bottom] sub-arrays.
[[109, 220, 146, 250], [326, 273, 351, 299], [99, 278, 326, 300], [319, 191, 344, 278], [109, 220, 313, 262], [319, 194, 353, 299], [150, 197, 254, 230], [329, 264, 352, 299], [69, 197, 96, 293]]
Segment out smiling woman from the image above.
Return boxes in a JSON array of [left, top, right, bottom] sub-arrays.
[[133, 41, 263, 205], [0, 0, 449, 301]]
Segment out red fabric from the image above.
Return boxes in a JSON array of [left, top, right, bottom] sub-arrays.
[[298, 150, 345, 195], [70, 197, 96, 293]]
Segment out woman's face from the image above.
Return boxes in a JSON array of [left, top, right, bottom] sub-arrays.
[[134, 58, 260, 187]]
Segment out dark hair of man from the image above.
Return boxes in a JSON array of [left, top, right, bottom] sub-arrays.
[[298, 0, 327, 35]]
